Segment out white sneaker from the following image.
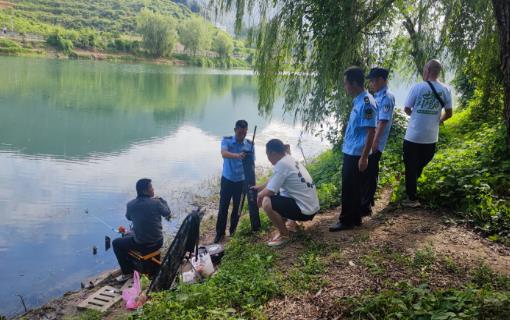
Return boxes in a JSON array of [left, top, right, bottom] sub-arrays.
[[402, 199, 421, 208], [115, 273, 132, 283]]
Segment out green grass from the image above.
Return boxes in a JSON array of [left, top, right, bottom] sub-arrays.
[[0, 37, 28, 54], [348, 282, 510, 320], [283, 238, 328, 294]]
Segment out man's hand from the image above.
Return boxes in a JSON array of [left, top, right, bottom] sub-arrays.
[[358, 156, 369, 172], [256, 194, 263, 208], [237, 152, 246, 160], [371, 141, 379, 154]]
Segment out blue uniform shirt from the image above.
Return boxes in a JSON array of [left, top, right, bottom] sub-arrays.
[[221, 136, 253, 182], [374, 86, 395, 152], [342, 91, 377, 156]]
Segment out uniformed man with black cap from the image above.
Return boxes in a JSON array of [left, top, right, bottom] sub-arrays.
[[330, 67, 377, 232], [214, 120, 253, 243], [361, 67, 396, 215]]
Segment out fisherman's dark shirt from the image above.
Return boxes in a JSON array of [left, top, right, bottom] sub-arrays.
[[126, 196, 171, 244]]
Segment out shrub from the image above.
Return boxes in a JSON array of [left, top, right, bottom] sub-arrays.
[[349, 282, 510, 320], [46, 31, 74, 53], [417, 118, 510, 243]]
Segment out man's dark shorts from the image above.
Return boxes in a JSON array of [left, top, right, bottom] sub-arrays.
[[270, 195, 315, 221]]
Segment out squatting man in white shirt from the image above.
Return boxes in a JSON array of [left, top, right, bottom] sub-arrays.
[[252, 139, 320, 247]]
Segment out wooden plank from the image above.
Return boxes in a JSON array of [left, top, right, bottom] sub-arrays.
[[77, 286, 122, 312]]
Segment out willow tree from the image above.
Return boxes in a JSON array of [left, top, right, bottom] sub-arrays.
[[137, 9, 178, 57], [214, 0, 395, 144], [492, 0, 510, 153]]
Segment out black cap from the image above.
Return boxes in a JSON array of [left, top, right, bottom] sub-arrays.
[[367, 67, 389, 80]]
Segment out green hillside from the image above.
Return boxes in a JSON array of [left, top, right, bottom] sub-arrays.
[[4, 0, 191, 34], [0, 0, 253, 67]]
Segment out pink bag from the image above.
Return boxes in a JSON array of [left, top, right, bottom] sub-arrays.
[[122, 271, 147, 309]]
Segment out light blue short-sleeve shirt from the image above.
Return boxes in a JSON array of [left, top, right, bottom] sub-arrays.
[[374, 86, 396, 152], [342, 91, 378, 156], [221, 136, 253, 182]]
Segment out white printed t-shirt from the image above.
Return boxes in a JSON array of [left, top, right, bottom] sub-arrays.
[[266, 155, 320, 215], [404, 81, 453, 144]]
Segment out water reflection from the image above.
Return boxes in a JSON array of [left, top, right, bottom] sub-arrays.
[[0, 58, 263, 158]]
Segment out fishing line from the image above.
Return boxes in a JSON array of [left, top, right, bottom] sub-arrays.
[[84, 209, 119, 233]]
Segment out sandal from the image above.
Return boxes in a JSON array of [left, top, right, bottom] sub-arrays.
[[267, 234, 290, 247]]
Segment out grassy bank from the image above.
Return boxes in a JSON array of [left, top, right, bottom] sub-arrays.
[[129, 102, 510, 319]]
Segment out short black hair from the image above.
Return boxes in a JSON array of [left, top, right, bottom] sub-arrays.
[[235, 120, 248, 129], [367, 67, 389, 80], [344, 66, 365, 87], [266, 139, 286, 154], [136, 178, 152, 197]]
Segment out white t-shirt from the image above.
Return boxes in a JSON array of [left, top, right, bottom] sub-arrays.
[[266, 155, 320, 215], [404, 81, 453, 144]]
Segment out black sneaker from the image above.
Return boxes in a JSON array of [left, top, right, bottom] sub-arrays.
[[329, 222, 355, 232], [213, 234, 224, 244], [361, 207, 373, 217]]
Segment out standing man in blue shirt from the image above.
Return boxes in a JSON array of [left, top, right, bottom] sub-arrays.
[[330, 67, 377, 232], [215, 120, 253, 243], [361, 67, 396, 215]]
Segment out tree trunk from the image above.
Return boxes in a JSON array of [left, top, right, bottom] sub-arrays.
[[492, 0, 510, 155]]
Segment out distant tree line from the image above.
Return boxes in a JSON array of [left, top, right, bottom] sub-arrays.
[[43, 9, 244, 62], [136, 9, 234, 59]]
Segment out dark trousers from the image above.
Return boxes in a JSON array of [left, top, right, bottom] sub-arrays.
[[216, 177, 244, 236], [112, 235, 163, 275], [339, 153, 369, 226], [361, 150, 382, 212], [403, 140, 436, 201]]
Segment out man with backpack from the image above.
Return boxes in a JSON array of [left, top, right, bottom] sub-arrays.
[[402, 59, 453, 207]]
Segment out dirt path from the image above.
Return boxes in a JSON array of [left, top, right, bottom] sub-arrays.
[[263, 189, 510, 319]]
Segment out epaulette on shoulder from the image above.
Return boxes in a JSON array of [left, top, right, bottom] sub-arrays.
[[223, 136, 233, 139]]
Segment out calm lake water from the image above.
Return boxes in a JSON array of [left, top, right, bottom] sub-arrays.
[[0, 56, 332, 316], [0, 56, 421, 317]]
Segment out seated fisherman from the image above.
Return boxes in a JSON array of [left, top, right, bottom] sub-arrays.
[[113, 178, 171, 280], [254, 139, 320, 247]]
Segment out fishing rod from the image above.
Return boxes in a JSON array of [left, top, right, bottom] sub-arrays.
[[239, 125, 257, 216], [298, 131, 308, 166]]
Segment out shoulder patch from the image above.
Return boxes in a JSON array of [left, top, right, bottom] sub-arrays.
[[364, 107, 374, 119], [383, 103, 391, 113]]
